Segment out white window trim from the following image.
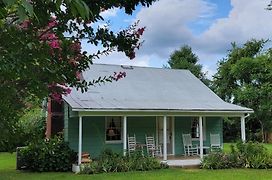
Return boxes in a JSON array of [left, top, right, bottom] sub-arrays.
[[192, 117, 206, 141], [105, 116, 123, 144]]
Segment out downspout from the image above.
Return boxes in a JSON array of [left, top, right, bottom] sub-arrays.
[[245, 113, 250, 118]]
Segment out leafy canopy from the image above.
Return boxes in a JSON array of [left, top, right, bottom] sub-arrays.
[[0, 0, 156, 148], [167, 45, 209, 84], [213, 39, 272, 141]]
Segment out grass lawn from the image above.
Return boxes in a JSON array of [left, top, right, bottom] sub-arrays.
[[1, 144, 272, 180], [223, 143, 272, 153]]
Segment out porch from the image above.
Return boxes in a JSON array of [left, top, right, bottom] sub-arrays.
[[71, 113, 248, 165]]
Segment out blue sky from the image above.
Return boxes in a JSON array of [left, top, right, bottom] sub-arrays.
[[83, 0, 272, 78]]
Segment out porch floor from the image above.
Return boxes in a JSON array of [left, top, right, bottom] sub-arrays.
[[159, 156, 201, 168]]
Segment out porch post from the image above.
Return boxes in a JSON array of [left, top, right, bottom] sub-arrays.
[[163, 115, 167, 161], [241, 115, 246, 143], [78, 116, 82, 165], [123, 116, 127, 156], [199, 116, 203, 159]]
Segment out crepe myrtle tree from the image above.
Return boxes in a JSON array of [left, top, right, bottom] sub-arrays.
[[0, 0, 156, 146]]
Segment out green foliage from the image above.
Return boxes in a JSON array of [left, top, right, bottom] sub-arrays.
[[0, 0, 156, 150], [201, 142, 272, 169], [18, 107, 46, 144], [167, 45, 209, 85], [0, 105, 45, 152], [79, 149, 167, 174], [235, 142, 272, 169], [213, 39, 272, 142], [20, 135, 77, 172]]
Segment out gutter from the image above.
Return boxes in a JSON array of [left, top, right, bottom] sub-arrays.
[[72, 108, 254, 114]]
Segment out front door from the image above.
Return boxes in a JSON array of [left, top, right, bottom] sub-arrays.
[[157, 117, 174, 155]]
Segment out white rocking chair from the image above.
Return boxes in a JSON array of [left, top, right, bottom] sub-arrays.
[[210, 133, 221, 151], [145, 135, 162, 157], [127, 134, 137, 156], [182, 133, 198, 156]]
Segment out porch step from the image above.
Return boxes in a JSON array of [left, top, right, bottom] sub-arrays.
[[166, 159, 201, 169]]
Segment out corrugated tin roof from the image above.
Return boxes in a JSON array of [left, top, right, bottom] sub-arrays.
[[63, 64, 253, 113]]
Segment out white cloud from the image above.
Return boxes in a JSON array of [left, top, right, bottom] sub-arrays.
[[136, 0, 215, 58], [195, 0, 272, 54], [100, 8, 119, 19], [134, 0, 272, 77], [83, 0, 272, 78], [93, 51, 150, 67]]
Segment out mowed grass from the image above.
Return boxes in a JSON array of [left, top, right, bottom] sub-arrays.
[[223, 143, 272, 153], [1, 143, 272, 180]]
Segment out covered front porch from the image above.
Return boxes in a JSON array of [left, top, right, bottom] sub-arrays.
[[73, 111, 248, 166]]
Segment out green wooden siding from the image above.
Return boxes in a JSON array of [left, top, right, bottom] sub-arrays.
[[66, 115, 156, 158], [64, 103, 223, 158], [127, 116, 156, 144], [174, 117, 223, 155], [205, 117, 223, 147]]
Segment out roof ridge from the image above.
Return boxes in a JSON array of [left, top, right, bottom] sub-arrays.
[[91, 63, 191, 72]]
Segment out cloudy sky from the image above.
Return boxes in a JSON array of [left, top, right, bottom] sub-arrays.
[[83, 0, 272, 78]]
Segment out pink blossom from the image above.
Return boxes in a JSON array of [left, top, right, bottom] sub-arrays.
[[76, 71, 82, 80], [137, 27, 145, 36], [70, 41, 81, 53], [128, 51, 135, 60], [51, 92, 62, 103], [48, 17, 58, 28], [48, 40, 60, 49], [19, 20, 31, 30], [65, 88, 72, 95], [112, 71, 126, 81], [47, 33, 58, 40]]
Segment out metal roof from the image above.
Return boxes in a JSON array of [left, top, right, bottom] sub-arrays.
[[63, 64, 253, 113]]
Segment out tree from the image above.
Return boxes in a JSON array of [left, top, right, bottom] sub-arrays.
[[166, 45, 209, 84], [213, 39, 272, 142], [0, 0, 156, 148]]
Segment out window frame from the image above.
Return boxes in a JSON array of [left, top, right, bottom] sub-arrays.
[[105, 116, 122, 144]]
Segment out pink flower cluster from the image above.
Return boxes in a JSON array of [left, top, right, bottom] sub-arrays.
[[70, 41, 81, 53], [136, 27, 145, 38], [19, 20, 31, 30], [112, 71, 126, 81], [68, 41, 83, 67], [127, 27, 145, 60], [48, 83, 72, 103], [40, 18, 61, 50]]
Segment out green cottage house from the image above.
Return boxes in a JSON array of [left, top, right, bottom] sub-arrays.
[[47, 64, 253, 166]]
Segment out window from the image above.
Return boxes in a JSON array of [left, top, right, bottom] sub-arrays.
[[105, 117, 122, 143], [191, 117, 206, 140], [191, 118, 199, 138]]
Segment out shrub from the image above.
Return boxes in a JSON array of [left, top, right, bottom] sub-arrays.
[[20, 135, 76, 172], [79, 149, 166, 174], [201, 142, 272, 169], [201, 152, 228, 169], [235, 141, 272, 169]]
